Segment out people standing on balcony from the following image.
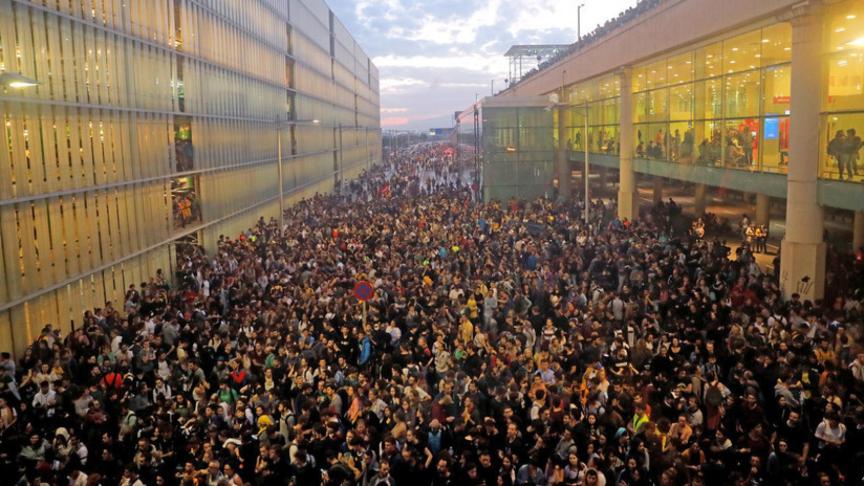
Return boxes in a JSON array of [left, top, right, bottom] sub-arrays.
[[845, 128, 861, 180], [828, 130, 848, 180]]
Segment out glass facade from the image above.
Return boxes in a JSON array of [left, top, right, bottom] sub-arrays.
[[0, 0, 381, 353], [820, 0, 864, 182], [482, 105, 555, 201], [566, 0, 864, 182], [625, 24, 792, 172], [555, 1, 864, 183], [564, 74, 621, 156]]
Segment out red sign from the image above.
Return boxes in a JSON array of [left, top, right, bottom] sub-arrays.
[[353, 281, 374, 302], [772, 95, 790, 104]]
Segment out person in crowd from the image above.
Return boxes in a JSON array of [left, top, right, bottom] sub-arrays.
[[0, 141, 862, 486]]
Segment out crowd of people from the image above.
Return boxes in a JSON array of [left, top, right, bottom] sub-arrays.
[[1, 143, 863, 486]]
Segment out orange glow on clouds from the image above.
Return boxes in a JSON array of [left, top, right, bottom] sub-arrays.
[[382, 117, 410, 127]]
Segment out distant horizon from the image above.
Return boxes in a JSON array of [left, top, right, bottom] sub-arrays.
[[328, 0, 640, 130]]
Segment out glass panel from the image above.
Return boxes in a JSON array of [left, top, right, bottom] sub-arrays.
[[483, 108, 518, 131], [646, 59, 668, 89], [695, 121, 723, 166], [695, 78, 722, 120], [667, 52, 694, 85], [824, 52, 864, 112], [722, 119, 759, 169], [598, 75, 621, 99], [174, 116, 193, 172], [569, 125, 586, 152], [486, 128, 516, 151], [762, 65, 791, 116], [602, 125, 619, 154], [670, 121, 696, 163], [670, 84, 694, 121], [602, 98, 619, 125], [587, 126, 618, 154], [820, 113, 864, 182], [725, 71, 761, 118], [589, 101, 604, 126], [636, 123, 669, 159], [646, 88, 668, 122], [723, 29, 762, 74], [760, 23, 792, 66], [695, 42, 723, 79], [632, 67, 647, 93], [634, 92, 649, 123], [826, 1, 864, 54], [761, 116, 790, 173]]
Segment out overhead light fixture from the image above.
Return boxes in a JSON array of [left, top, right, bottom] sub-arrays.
[[0, 72, 39, 89], [848, 37, 864, 47], [835, 27, 846, 33], [847, 14, 857, 20]]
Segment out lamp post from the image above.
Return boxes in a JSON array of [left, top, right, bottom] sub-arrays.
[[577, 4, 585, 41], [583, 99, 589, 224]]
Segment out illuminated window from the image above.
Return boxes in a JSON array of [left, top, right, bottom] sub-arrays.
[[724, 71, 761, 118], [723, 30, 762, 74]]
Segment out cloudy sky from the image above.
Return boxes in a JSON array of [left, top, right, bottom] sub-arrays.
[[328, 0, 639, 130]]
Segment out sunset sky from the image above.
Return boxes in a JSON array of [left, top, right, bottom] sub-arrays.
[[328, 0, 640, 130]]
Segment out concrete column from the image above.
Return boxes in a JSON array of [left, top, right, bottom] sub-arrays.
[[557, 105, 572, 201], [755, 193, 770, 227], [780, 4, 826, 300], [694, 184, 707, 216], [854, 211, 864, 252], [653, 177, 664, 204], [617, 68, 637, 220]]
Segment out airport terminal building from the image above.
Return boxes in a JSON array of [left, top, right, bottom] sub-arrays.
[[462, 0, 864, 301], [0, 0, 381, 352]]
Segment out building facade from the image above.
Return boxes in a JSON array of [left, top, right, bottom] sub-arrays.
[[0, 0, 381, 354], [493, 0, 864, 301]]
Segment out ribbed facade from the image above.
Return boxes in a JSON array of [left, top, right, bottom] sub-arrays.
[[0, 0, 381, 353]]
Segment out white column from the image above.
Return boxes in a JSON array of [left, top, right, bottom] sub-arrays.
[[756, 193, 770, 227], [854, 211, 864, 252], [557, 105, 572, 201], [780, 4, 826, 300], [618, 68, 637, 220]]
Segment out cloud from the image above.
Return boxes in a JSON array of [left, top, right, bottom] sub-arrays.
[[329, 0, 640, 129], [379, 77, 427, 94], [381, 116, 410, 127], [385, 0, 503, 45], [374, 54, 507, 77]]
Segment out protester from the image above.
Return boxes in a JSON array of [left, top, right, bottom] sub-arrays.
[[1, 143, 863, 486]]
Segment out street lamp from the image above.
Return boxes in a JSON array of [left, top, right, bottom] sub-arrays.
[[0, 72, 39, 89], [577, 4, 585, 42], [583, 99, 589, 224]]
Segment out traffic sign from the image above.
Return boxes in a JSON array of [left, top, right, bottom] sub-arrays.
[[353, 280, 374, 302]]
